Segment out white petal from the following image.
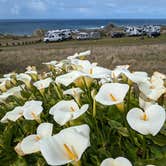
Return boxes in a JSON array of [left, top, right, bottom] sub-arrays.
[[49, 100, 79, 115], [33, 78, 52, 90], [55, 71, 85, 86], [100, 158, 115, 166], [95, 83, 129, 105], [72, 104, 89, 120], [63, 88, 83, 97], [23, 100, 43, 120], [145, 104, 166, 136], [114, 157, 132, 166], [37, 123, 53, 138], [53, 111, 72, 126], [39, 124, 90, 166], [0, 106, 23, 123], [127, 105, 166, 136], [127, 108, 150, 135], [21, 135, 40, 154]]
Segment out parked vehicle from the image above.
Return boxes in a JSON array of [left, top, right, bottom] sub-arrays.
[[76, 32, 90, 40], [111, 32, 125, 38], [43, 33, 63, 42], [89, 32, 101, 39]]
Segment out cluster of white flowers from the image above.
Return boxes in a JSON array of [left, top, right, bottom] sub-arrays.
[[0, 50, 165, 166]]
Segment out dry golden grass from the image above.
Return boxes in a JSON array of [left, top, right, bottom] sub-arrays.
[[0, 36, 166, 75]]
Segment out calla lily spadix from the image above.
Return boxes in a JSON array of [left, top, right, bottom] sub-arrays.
[[33, 77, 53, 90], [95, 83, 129, 106], [39, 124, 90, 166], [55, 71, 86, 87], [20, 123, 53, 154], [49, 100, 89, 125], [100, 157, 132, 166], [127, 104, 165, 136]]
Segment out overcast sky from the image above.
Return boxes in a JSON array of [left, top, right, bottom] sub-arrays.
[[0, 0, 166, 19]]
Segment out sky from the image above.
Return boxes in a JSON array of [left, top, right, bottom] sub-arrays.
[[0, 0, 166, 19]]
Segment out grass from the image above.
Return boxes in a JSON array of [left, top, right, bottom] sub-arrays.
[[0, 35, 166, 74]]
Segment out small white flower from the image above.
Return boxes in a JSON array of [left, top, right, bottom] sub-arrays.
[[55, 71, 86, 87], [39, 124, 90, 166], [100, 157, 132, 166], [21, 123, 53, 154], [127, 104, 166, 136], [22, 100, 43, 120], [63, 88, 83, 97], [49, 100, 89, 125], [0, 86, 23, 102], [16, 73, 31, 87], [0, 106, 23, 123], [33, 78, 53, 90], [138, 76, 165, 101], [67, 50, 91, 60], [95, 83, 129, 105]]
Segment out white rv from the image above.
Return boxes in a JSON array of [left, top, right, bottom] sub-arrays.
[[43, 33, 63, 42], [77, 32, 90, 40]]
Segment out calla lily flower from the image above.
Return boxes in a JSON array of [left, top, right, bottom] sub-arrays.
[[16, 73, 32, 87], [100, 157, 132, 166], [67, 50, 91, 60], [22, 100, 43, 121], [0, 85, 23, 102], [0, 80, 7, 92], [63, 87, 83, 97], [43, 60, 58, 66], [25, 66, 37, 75], [1, 106, 23, 123], [127, 104, 166, 136], [39, 124, 90, 166], [124, 71, 149, 84], [20, 123, 53, 154], [33, 78, 53, 90], [138, 76, 165, 101], [1, 100, 43, 123], [153, 71, 166, 80], [55, 71, 86, 87], [139, 97, 155, 110], [95, 83, 129, 106], [49, 100, 89, 125]]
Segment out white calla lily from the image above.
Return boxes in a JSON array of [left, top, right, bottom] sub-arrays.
[[49, 100, 89, 125], [95, 83, 129, 105], [21, 123, 53, 154], [124, 71, 149, 84], [138, 76, 165, 101], [22, 100, 43, 121], [67, 50, 91, 60], [16, 73, 31, 85], [39, 124, 90, 166], [0, 106, 23, 123], [127, 104, 166, 136], [0, 85, 23, 102], [63, 87, 83, 97], [139, 97, 155, 110], [55, 71, 86, 87], [33, 78, 53, 90], [100, 157, 132, 166]]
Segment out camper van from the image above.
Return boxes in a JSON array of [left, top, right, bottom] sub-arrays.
[[77, 32, 90, 40], [43, 33, 63, 42]]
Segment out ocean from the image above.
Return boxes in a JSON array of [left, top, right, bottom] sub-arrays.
[[0, 19, 166, 35]]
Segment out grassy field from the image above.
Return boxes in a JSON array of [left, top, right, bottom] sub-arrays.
[[0, 35, 166, 74]]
